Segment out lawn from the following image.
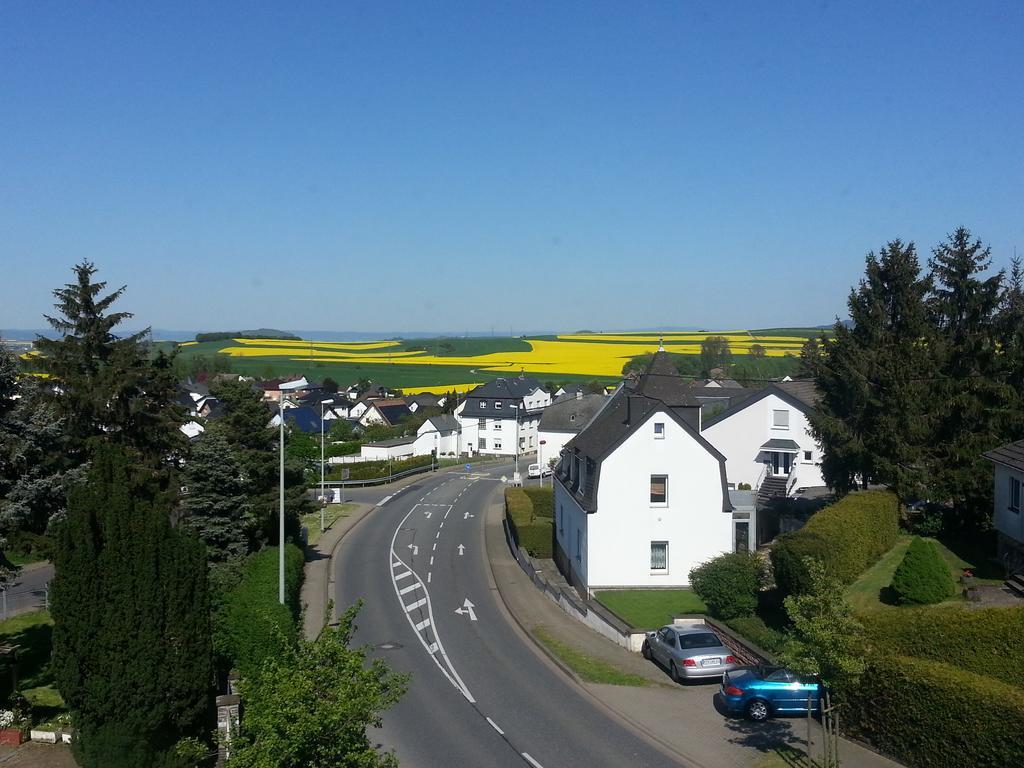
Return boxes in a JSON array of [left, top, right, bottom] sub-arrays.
[[845, 534, 999, 613], [594, 589, 707, 629], [532, 626, 648, 686], [0, 610, 65, 725]]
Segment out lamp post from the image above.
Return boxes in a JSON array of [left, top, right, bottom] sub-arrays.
[[512, 404, 521, 485], [320, 398, 335, 533], [278, 392, 286, 605]]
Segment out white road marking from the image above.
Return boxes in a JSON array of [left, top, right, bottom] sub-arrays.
[[432, 542, 437, 551], [464, 511, 474, 519], [424, 511, 432, 519], [486, 717, 504, 735], [399, 583, 421, 596], [407, 544, 419, 556], [429, 556, 434, 565], [427, 572, 432, 583], [379, 495, 392, 505], [444, 508, 451, 519], [414, 618, 431, 631], [394, 570, 413, 581], [426, 642, 438, 653], [454, 598, 477, 621], [522, 753, 544, 768], [458, 543, 465, 556], [435, 531, 441, 539], [439, 521, 444, 529], [405, 597, 427, 612]]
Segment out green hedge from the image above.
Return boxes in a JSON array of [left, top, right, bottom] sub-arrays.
[[505, 488, 553, 558], [889, 537, 955, 605], [771, 490, 899, 596], [724, 616, 785, 655], [846, 654, 1024, 768], [862, 605, 1024, 689], [214, 544, 304, 676], [522, 487, 554, 518], [327, 455, 432, 481], [688, 552, 761, 620]]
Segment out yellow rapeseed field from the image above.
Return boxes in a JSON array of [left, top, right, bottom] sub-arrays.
[[215, 334, 805, 378]]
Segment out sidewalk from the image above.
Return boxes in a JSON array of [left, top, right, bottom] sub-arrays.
[[483, 495, 903, 768]]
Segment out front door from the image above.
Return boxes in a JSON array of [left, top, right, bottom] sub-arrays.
[[771, 452, 792, 476]]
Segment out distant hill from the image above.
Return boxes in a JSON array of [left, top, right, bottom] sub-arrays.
[[194, 329, 302, 342]]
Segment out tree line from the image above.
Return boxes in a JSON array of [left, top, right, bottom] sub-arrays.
[[804, 227, 1024, 530]]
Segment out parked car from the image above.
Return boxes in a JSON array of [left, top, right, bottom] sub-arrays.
[[719, 665, 824, 721], [527, 463, 552, 478], [641, 625, 739, 682]]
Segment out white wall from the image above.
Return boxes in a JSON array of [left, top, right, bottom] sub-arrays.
[[993, 465, 1024, 545], [413, 425, 459, 456], [585, 411, 732, 589], [539, 430, 575, 470], [360, 442, 415, 461], [702, 393, 824, 492]]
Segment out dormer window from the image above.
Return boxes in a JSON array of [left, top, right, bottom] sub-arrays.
[[495, 400, 502, 409], [480, 401, 487, 409]]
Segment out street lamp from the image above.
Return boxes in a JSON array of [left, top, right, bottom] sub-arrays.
[[320, 398, 335, 533], [512, 404, 521, 485], [278, 392, 287, 605]]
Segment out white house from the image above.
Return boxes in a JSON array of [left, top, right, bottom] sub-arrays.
[[983, 440, 1024, 577], [358, 399, 413, 428], [456, 376, 551, 457], [700, 380, 825, 503], [537, 392, 608, 472], [553, 353, 734, 595], [414, 415, 460, 457]]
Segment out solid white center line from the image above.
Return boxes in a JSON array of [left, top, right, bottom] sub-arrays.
[[404, 597, 427, 612], [486, 717, 504, 735], [399, 583, 421, 596], [522, 753, 544, 768]]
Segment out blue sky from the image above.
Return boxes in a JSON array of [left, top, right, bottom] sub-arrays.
[[2, 1, 1022, 334]]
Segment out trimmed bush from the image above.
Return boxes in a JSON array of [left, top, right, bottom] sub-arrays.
[[862, 605, 1024, 689], [327, 455, 432, 481], [214, 544, 304, 676], [505, 488, 552, 558], [771, 490, 899, 596], [522, 487, 554, 518], [846, 655, 1024, 768], [889, 537, 955, 605], [724, 616, 786, 655], [688, 552, 761, 620]]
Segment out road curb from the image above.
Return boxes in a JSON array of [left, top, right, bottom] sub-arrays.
[[480, 491, 714, 768]]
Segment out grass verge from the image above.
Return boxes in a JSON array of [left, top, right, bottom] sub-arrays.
[[301, 503, 357, 546], [532, 626, 648, 686], [594, 589, 707, 629], [0, 610, 66, 725]]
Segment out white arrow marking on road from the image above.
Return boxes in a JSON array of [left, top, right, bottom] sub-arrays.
[[458, 544, 465, 556], [407, 544, 418, 556], [463, 511, 474, 520], [424, 511, 432, 518], [454, 598, 477, 621]]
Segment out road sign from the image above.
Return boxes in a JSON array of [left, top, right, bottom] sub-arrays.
[[465, 463, 471, 471]]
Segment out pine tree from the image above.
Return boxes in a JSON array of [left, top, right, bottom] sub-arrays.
[[810, 240, 935, 499], [926, 228, 1012, 521], [180, 432, 257, 563], [996, 256, 1024, 427], [796, 337, 823, 379], [51, 446, 212, 767]]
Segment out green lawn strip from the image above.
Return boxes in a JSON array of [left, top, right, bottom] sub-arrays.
[[301, 503, 357, 546], [532, 626, 648, 686], [0, 610, 66, 724], [6, 551, 44, 567], [934, 536, 1004, 585], [594, 589, 707, 629]]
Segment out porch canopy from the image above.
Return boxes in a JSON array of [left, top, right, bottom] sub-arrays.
[[760, 438, 800, 453]]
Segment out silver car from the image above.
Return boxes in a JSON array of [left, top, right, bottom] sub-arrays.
[[642, 625, 739, 682]]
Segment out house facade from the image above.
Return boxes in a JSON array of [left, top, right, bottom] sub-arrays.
[[414, 415, 460, 457], [358, 399, 413, 428], [456, 377, 551, 456], [983, 440, 1024, 574], [537, 392, 608, 472], [700, 381, 825, 503], [553, 353, 734, 594]]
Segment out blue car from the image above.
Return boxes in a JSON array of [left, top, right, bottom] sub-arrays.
[[719, 665, 823, 722]]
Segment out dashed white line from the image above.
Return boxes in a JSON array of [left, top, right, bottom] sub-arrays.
[[429, 555, 434, 566], [522, 753, 544, 768], [435, 531, 441, 540], [427, 572, 432, 583], [432, 542, 437, 551], [405, 597, 427, 612], [486, 717, 504, 735]]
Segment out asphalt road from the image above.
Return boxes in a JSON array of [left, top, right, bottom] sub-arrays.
[[335, 464, 683, 768]]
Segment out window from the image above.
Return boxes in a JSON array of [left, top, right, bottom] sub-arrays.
[[650, 475, 668, 504], [480, 401, 487, 408], [478, 438, 486, 450], [575, 529, 581, 562], [520, 437, 526, 449], [772, 410, 789, 429], [493, 420, 501, 430], [654, 422, 665, 439], [735, 521, 750, 553], [478, 418, 486, 428], [804, 450, 812, 461], [1011, 476, 1022, 513], [493, 440, 502, 450], [650, 541, 668, 572]]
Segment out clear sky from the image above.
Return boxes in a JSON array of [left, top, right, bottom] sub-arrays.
[[2, 1, 1022, 334]]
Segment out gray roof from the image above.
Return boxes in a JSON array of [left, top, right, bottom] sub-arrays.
[[365, 436, 416, 448], [729, 490, 756, 511], [424, 414, 459, 432], [557, 352, 729, 513], [702, 380, 821, 429], [984, 440, 1024, 472], [761, 438, 801, 452], [538, 394, 607, 433]]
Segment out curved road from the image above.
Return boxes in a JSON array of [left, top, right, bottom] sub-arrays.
[[335, 465, 683, 768]]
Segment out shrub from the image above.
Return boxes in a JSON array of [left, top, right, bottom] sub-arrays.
[[504, 488, 552, 558], [889, 537, 955, 605], [724, 616, 786, 655], [522, 487, 554, 518], [861, 605, 1024, 689], [214, 544, 304, 676], [771, 490, 899, 596], [688, 552, 761, 620], [845, 655, 1024, 768]]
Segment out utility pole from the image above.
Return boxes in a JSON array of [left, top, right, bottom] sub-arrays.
[[320, 398, 335, 532], [278, 392, 286, 605]]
